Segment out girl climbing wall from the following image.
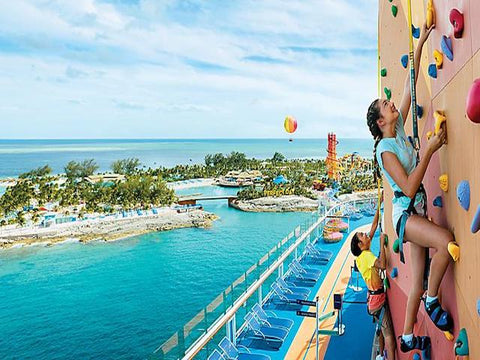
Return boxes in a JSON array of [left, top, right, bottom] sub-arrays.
[[365, 21, 460, 355]]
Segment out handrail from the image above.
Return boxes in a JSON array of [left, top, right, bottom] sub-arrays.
[[180, 196, 375, 359]]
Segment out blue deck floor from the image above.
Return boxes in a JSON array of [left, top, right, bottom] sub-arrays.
[[233, 215, 379, 360]]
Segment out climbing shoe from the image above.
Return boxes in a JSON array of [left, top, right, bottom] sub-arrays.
[[424, 298, 453, 332], [399, 335, 431, 352]]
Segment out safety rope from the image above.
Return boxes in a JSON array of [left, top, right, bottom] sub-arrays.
[[407, 0, 420, 151]]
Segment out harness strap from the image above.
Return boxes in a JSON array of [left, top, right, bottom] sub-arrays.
[[395, 189, 421, 264]]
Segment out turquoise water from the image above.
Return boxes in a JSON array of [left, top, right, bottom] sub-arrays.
[[0, 186, 314, 359], [0, 139, 373, 177]]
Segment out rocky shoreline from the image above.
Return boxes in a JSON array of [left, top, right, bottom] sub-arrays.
[[230, 195, 318, 212], [0, 210, 218, 249]]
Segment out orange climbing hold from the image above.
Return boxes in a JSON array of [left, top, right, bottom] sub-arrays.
[[439, 174, 448, 192], [433, 50, 443, 69], [434, 110, 446, 135], [448, 242, 460, 262]]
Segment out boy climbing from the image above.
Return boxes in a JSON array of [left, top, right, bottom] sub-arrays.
[[351, 206, 396, 360]]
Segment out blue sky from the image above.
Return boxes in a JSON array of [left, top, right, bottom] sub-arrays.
[[0, 0, 378, 139]]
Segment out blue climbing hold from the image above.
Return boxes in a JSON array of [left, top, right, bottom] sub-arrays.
[[412, 25, 420, 39], [477, 299, 480, 317], [391, 267, 398, 278], [456, 180, 470, 211], [433, 196, 443, 208], [441, 35, 454, 61], [401, 54, 408, 69], [428, 64, 437, 78], [471, 205, 480, 233], [417, 104, 424, 118], [413, 354, 421, 360]]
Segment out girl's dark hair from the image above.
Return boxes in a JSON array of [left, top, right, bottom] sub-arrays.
[[350, 233, 362, 257], [367, 99, 382, 181]]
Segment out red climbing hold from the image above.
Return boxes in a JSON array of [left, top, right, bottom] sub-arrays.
[[466, 79, 480, 123], [449, 9, 464, 39]]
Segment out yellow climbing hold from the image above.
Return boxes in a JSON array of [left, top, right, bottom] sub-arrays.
[[439, 174, 448, 192], [444, 331, 454, 341], [448, 241, 460, 262], [426, 131, 433, 140], [434, 110, 446, 134], [434, 49, 443, 69], [427, 0, 436, 29]]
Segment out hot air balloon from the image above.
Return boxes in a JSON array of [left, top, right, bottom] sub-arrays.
[[284, 115, 297, 134]]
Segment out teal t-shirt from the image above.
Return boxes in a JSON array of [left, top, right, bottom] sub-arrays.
[[376, 113, 423, 225]]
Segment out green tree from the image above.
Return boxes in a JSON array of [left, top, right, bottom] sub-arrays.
[[271, 152, 286, 163], [111, 158, 141, 175], [19, 165, 52, 179]]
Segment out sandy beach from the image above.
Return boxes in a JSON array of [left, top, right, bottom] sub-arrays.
[[0, 209, 218, 249]]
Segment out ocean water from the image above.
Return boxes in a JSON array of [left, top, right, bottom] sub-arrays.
[[0, 186, 315, 359], [0, 139, 373, 178]]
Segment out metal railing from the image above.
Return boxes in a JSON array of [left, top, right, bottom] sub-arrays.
[[149, 196, 376, 360]]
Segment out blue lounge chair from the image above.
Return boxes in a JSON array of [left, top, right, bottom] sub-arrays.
[[271, 282, 307, 303], [276, 277, 311, 297], [288, 264, 319, 283], [304, 243, 332, 263], [291, 259, 322, 279], [219, 337, 271, 360], [208, 349, 226, 360], [251, 303, 293, 330], [244, 313, 288, 341]]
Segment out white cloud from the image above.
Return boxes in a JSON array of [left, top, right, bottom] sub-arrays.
[[0, 0, 378, 138]]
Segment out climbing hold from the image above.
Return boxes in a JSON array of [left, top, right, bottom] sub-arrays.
[[401, 54, 408, 69], [412, 25, 420, 39], [449, 9, 464, 39], [393, 239, 400, 253], [433, 49, 443, 69], [456, 180, 470, 211], [441, 36, 453, 61], [384, 234, 389, 246], [466, 79, 480, 123], [388, 0, 392, 2], [447, 241, 460, 262], [384, 276, 390, 289], [380, 68, 387, 77], [417, 104, 424, 118], [413, 354, 420, 360], [434, 110, 446, 135], [391, 267, 398, 278], [428, 64, 437, 79], [384, 87, 392, 100], [426, 131, 433, 140], [444, 331, 454, 341], [477, 299, 480, 317], [455, 328, 469, 356], [426, 0, 436, 29], [433, 196, 443, 208], [391, 5, 398, 17], [439, 174, 448, 192], [471, 205, 480, 233]]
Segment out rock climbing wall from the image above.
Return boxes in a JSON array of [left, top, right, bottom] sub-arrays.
[[379, 0, 479, 358]]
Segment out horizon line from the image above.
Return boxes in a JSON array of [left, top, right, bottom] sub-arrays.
[[0, 137, 374, 141]]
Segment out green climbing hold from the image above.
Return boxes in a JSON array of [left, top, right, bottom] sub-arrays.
[[381, 68, 387, 77], [384, 87, 392, 100], [384, 234, 388, 246], [455, 328, 469, 356], [391, 5, 398, 17], [384, 276, 390, 289], [388, 0, 393, 2], [393, 239, 400, 253]]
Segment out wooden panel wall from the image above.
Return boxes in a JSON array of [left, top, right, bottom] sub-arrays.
[[379, 0, 480, 358]]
